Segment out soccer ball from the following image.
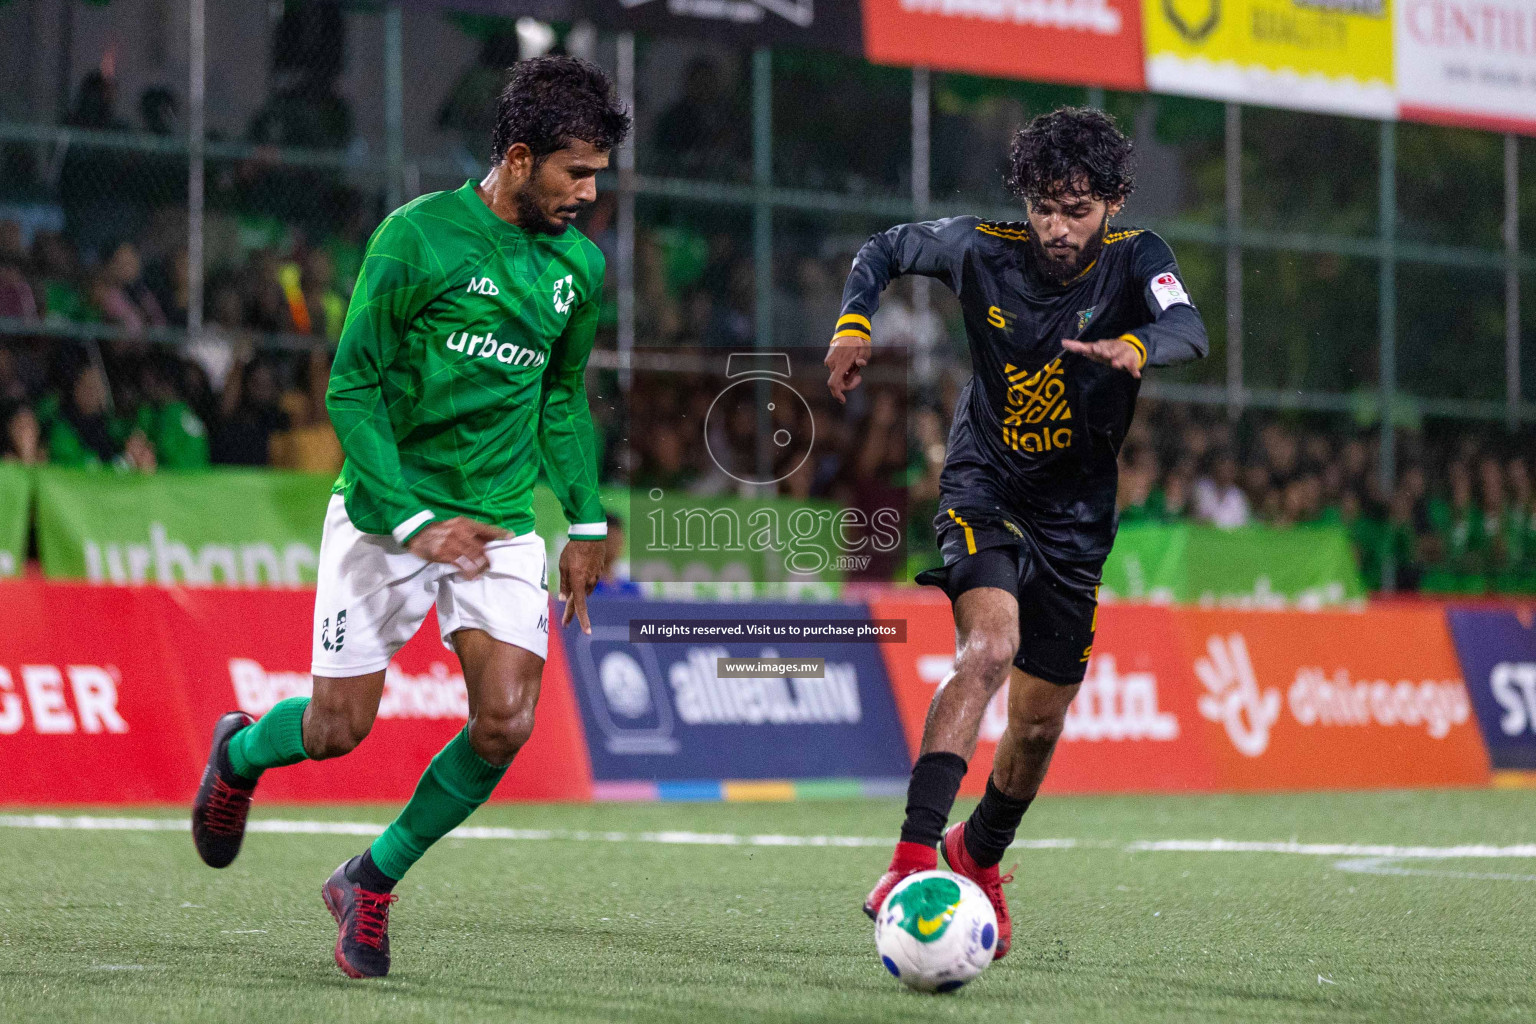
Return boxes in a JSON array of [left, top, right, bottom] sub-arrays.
[[874, 870, 998, 993]]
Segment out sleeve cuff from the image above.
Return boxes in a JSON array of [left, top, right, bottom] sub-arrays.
[[568, 521, 607, 539], [392, 510, 436, 545], [1119, 333, 1149, 369]]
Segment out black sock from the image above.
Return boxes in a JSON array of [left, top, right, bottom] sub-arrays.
[[898, 751, 969, 847], [963, 777, 1033, 868], [345, 848, 398, 894]]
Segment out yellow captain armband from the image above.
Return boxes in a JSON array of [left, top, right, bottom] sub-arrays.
[[1118, 334, 1148, 369]]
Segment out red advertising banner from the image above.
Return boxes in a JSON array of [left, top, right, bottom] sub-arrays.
[[861, 0, 1146, 91], [871, 593, 1217, 795], [872, 596, 1490, 793], [0, 581, 591, 805]]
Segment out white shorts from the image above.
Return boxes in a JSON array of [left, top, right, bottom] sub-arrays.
[[310, 494, 550, 676]]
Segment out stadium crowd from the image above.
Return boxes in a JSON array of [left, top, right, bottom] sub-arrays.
[[1, 34, 1530, 595], [3, 199, 1534, 596]]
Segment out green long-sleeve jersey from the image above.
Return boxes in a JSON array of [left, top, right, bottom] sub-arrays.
[[327, 180, 607, 546]]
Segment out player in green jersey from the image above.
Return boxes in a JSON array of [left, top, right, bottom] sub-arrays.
[[189, 56, 631, 979]]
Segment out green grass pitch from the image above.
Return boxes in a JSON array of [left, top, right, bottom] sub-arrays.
[[1, 790, 1533, 1023]]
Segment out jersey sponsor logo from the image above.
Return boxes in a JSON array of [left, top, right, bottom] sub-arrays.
[[467, 276, 500, 296], [1150, 272, 1191, 311], [985, 304, 1016, 332], [552, 274, 577, 315], [1075, 305, 1097, 334], [1000, 357, 1073, 454], [0, 663, 128, 736], [444, 331, 548, 368]]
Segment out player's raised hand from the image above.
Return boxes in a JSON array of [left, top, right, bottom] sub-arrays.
[[1060, 337, 1145, 380], [825, 336, 871, 404], [558, 539, 606, 635], [407, 517, 511, 580]]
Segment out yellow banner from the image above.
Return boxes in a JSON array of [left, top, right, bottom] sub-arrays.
[[1144, 0, 1396, 118]]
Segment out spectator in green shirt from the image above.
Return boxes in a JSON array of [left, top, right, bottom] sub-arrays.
[[45, 362, 154, 472], [1424, 460, 1487, 594], [136, 358, 209, 471]]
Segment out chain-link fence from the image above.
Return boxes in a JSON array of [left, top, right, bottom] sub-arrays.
[[0, 0, 1533, 591]]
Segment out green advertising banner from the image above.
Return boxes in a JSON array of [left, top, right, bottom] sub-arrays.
[[0, 463, 31, 578], [35, 468, 336, 586], [30, 466, 1364, 607], [1101, 523, 1364, 608]]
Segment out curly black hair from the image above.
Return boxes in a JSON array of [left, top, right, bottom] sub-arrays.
[[490, 55, 632, 165], [1004, 107, 1136, 205]]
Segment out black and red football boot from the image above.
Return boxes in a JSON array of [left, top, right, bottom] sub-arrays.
[[941, 821, 1014, 960], [322, 860, 398, 979], [862, 840, 938, 919], [190, 711, 257, 868]]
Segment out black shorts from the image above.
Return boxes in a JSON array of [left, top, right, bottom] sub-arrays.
[[914, 509, 1101, 686]]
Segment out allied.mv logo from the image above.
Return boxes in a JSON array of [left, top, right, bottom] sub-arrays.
[[553, 274, 576, 315]]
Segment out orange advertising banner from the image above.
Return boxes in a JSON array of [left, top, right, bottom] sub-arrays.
[[1176, 607, 1489, 790], [860, 0, 1146, 91], [872, 597, 1490, 793]]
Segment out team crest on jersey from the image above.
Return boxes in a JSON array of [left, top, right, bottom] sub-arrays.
[[553, 275, 577, 315], [1075, 306, 1097, 333]]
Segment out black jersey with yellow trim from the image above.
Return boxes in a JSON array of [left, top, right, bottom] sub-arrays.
[[838, 215, 1208, 557]]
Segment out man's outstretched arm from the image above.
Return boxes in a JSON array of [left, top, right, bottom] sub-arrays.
[[1062, 232, 1208, 379], [826, 217, 976, 401]]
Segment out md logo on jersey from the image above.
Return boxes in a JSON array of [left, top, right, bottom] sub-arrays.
[[467, 277, 500, 296], [553, 275, 577, 315]]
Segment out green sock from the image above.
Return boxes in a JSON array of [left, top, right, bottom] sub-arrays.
[[369, 728, 508, 881], [226, 697, 311, 780]]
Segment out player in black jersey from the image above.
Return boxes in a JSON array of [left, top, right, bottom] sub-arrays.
[[828, 108, 1208, 959]]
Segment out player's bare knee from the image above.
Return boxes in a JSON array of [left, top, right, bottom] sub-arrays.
[[468, 706, 535, 766], [1007, 704, 1067, 746], [955, 629, 1018, 693], [303, 703, 372, 760]]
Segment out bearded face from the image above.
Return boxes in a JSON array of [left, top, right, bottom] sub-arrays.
[[1028, 209, 1109, 285], [1024, 182, 1119, 285]]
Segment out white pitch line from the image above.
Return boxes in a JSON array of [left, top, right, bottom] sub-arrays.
[[0, 815, 1532, 860], [1124, 839, 1536, 859], [1333, 856, 1536, 882]]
